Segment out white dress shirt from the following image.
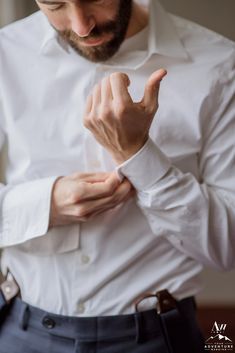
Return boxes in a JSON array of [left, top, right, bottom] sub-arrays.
[[0, 0, 234, 316]]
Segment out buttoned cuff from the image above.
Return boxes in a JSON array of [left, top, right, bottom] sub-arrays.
[[1, 176, 58, 247], [116, 138, 171, 191]]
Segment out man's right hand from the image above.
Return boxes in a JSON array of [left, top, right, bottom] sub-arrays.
[[49, 172, 133, 227]]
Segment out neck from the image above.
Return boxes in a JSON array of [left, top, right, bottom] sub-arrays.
[[125, 1, 149, 39]]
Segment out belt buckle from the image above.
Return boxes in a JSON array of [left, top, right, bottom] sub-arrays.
[[134, 289, 177, 314]]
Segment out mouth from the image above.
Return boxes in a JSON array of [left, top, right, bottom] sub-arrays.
[[80, 33, 113, 47]]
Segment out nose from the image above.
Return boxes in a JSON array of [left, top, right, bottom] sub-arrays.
[[70, 5, 95, 37]]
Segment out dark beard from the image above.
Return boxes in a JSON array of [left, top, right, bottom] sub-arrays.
[[58, 0, 132, 62]]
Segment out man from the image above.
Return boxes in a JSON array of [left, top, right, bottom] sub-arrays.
[[0, 0, 234, 352]]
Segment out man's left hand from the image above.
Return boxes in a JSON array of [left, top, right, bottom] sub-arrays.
[[83, 69, 167, 164]]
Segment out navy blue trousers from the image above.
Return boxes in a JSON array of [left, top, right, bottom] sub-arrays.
[[0, 297, 205, 353]]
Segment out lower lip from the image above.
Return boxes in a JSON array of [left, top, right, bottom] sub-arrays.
[[81, 34, 110, 47], [82, 39, 104, 47]]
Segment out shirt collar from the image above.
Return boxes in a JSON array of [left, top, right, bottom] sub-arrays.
[[39, 0, 189, 66], [105, 0, 189, 69], [39, 14, 69, 54], [39, 15, 57, 53], [148, 0, 189, 60]]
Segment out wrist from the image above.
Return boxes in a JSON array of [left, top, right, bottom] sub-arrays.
[[111, 139, 148, 164]]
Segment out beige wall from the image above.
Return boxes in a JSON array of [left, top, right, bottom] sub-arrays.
[[0, 0, 235, 41], [139, 0, 235, 40], [0, 0, 37, 28], [160, 0, 235, 41], [198, 269, 235, 306], [0, 0, 235, 306], [159, 0, 235, 306]]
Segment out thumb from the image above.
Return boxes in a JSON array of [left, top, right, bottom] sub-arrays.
[[142, 69, 167, 108]]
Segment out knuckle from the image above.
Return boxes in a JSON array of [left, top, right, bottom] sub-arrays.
[[121, 73, 130, 86], [108, 180, 119, 194], [105, 188, 115, 199], [123, 185, 131, 196], [110, 72, 120, 80], [79, 216, 89, 222], [110, 72, 128, 82], [95, 113, 104, 123], [113, 188, 125, 203], [67, 190, 78, 204], [75, 205, 87, 218], [68, 191, 80, 204], [125, 180, 132, 189], [84, 115, 94, 129], [110, 192, 118, 203], [100, 106, 112, 120], [96, 115, 104, 125], [147, 103, 157, 115], [93, 83, 100, 93], [102, 76, 110, 85], [83, 119, 89, 129], [73, 173, 87, 180], [115, 104, 127, 117], [69, 184, 86, 204], [70, 172, 81, 180], [118, 182, 131, 197]]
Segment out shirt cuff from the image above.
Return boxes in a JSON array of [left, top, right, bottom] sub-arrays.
[[116, 138, 171, 190], [1, 176, 58, 247]]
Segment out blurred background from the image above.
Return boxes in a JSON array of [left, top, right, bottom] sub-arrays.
[[0, 0, 235, 41], [0, 0, 235, 340]]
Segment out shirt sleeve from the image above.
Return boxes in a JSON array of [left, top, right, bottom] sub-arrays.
[[0, 177, 58, 248], [0, 101, 58, 248], [117, 60, 235, 271]]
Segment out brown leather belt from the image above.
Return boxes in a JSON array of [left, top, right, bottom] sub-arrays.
[[134, 289, 177, 314]]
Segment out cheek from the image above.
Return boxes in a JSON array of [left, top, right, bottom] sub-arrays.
[[44, 11, 70, 31]]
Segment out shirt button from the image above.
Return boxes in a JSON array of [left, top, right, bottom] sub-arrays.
[[76, 302, 85, 314], [42, 316, 56, 329], [81, 254, 90, 264]]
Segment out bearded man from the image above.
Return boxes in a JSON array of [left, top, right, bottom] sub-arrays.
[[0, 1, 234, 352]]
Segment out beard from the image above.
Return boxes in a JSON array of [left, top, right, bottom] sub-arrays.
[[57, 0, 132, 62]]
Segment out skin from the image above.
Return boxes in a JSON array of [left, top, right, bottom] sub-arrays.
[[84, 69, 167, 164], [35, 0, 166, 226], [50, 172, 134, 226], [36, 0, 149, 62]]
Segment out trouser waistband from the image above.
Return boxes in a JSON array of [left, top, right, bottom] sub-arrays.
[[7, 296, 196, 342]]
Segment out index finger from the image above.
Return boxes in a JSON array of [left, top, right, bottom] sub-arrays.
[[109, 72, 133, 104], [84, 94, 93, 115], [81, 172, 121, 200], [70, 172, 111, 182]]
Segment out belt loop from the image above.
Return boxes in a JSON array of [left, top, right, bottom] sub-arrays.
[[134, 312, 145, 344], [19, 302, 30, 331]]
